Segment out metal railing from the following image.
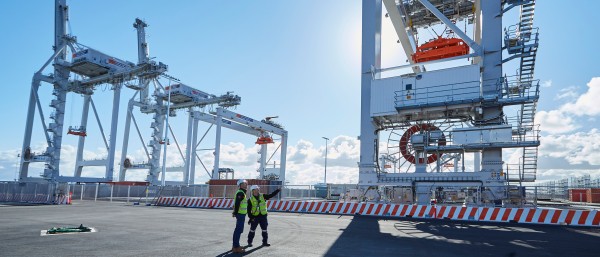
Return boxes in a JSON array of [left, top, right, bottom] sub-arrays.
[[3, 181, 600, 208], [394, 80, 481, 109]]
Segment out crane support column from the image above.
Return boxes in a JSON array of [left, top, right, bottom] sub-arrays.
[[358, 0, 382, 185], [118, 99, 134, 181], [105, 85, 121, 181], [479, 0, 504, 175], [189, 118, 199, 185], [184, 108, 194, 184], [74, 95, 91, 177], [212, 113, 223, 180]]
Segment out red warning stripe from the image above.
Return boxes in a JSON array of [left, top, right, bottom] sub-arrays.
[[329, 203, 338, 213], [319, 202, 328, 212], [550, 209, 562, 224], [427, 206, 436, 218], [399, 205, 410, 216], [306, 202, 315, 212], [578, 211, 590, 225], [335, 203, 344, 213], [365, 203, 375, 215], [282, 201, 291, 211], [457, 207, 467, 219], [490, 208, 501, 221], [343, 203, 352, 214], [382, 204, 391, 215], [390, 205, 401, 216], [592, 211, 600, 226], [537, 209, 549, 223], [513, 209, 524, 221], [436, 206, 447, 219], [478, 208, 489, 220], [525, 209, 537, 223], [296, 201, 304, 211], [314, 202, 323, 212], [373, 204, 383, 215], [200, 198, 209, 207], [501, 208, 513, 221], [409, 206, 418, 217], [350, 203, 360, 214], [467, 208, 478, 220], [447, 206, 458, 219], [275, 201, 283, 210], [565, 210, 576, 224]]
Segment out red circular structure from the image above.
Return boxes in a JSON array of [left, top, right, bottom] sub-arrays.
[[399, 124, 446, 164]]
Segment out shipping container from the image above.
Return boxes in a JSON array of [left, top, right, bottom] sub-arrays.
[[587, 188, 600, 203], [569, 189, 588, 202], [208, 179, 277, 198]]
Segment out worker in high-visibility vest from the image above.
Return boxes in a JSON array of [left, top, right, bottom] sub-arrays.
[[246, 185, 281, 247], [231, 179, 248, 253]]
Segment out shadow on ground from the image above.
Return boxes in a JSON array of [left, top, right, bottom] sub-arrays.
[[325, 215, 600, 257]]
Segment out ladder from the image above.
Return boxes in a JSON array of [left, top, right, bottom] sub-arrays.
[[517, 1, 538, 83], [517, 1, 539, 183], [503, 1, 539, 184]]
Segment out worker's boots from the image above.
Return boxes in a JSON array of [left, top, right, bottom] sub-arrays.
[[262, 230, 269, 246], [232, 246, 245, 253]]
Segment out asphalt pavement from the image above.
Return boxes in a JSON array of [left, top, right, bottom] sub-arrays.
[[1, 201, 598, 257]]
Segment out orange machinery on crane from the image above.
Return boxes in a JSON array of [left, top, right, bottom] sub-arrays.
[[412, 36, 469, 63]]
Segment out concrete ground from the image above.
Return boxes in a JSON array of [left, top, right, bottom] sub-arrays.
[[1, 201, 599, 257]]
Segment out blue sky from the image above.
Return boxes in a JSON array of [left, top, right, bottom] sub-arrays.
[[0, 1, 599, 184]]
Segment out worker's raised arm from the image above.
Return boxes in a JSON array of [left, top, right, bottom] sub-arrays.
[[264, 188, 281, 200]]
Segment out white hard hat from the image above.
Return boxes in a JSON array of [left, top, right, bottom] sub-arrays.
[[237, 179, 248, 186], [250, 185, 260, 191]]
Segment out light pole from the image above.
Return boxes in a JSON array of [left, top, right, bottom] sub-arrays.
[[15, 152, 20, 181], [322, 137, 329, 184]]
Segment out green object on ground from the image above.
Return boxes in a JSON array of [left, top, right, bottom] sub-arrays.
[[47, 224, 91, 234]]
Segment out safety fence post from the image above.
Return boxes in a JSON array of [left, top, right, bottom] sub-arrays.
[[19, 183, 23, 202], [127, 185, 131, 203], [94, 183, 99, 202], [80, 184, 84, 200], [110, 184, 114, 202], [534, 186, 538, 207]]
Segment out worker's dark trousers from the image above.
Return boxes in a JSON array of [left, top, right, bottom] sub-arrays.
[[248, 215, 268, 244], [232, 214, 246, 248]]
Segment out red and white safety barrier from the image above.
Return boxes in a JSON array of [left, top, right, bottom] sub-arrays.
[[152, 197, 600, 227]]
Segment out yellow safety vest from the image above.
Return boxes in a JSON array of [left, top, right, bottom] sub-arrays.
[[250, 194, 267, 216], [235, 189, 248, 215]]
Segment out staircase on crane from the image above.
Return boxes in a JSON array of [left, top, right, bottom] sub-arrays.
[[504, 0, 539, 183]]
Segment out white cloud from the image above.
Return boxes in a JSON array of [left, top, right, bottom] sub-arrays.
[[537, 77, 600, 136], [285, 136, 360, 184], [287, 139, 320, 164], [541, 80, 552, 88], [560, 77, 600, 116], [554, 86, 578, 100], [534, 169, 600, 183], [539, 129, 600, 166], [536, 110, 577, 134]]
